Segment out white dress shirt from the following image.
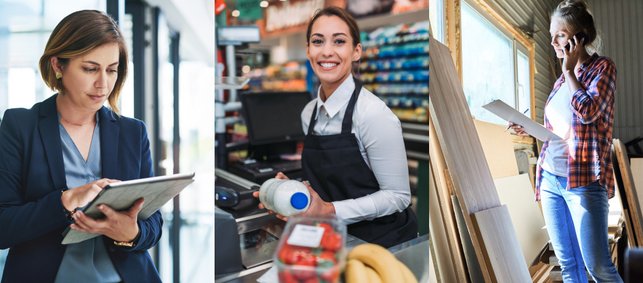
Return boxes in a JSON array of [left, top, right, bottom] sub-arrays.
[[301, 75, 411, 225]]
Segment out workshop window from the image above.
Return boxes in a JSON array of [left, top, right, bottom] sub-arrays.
[[461, 1, 531, 125], [429, 0, 445, 42]]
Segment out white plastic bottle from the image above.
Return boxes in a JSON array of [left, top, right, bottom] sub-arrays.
[[258, 178, 310, 216]]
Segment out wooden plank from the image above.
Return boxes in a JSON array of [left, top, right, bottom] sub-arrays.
[[428, 237, 439, 283], [429, 37, 500, 212], [613, 139, 643, 246], [451, 195, 484, 283], [473, 119, 520, 179], [530, 262, 551, 283], [630, 158, 643, 216], [535, 265, 555, 283], [429, 36, 530, 281], [621, 208, 636, 247], [494, 174, 549, 265], [428, 119, 469, 282], [472, 205, 531, 283], [428, 164, 461, 283], [613, 172, 637, 247]]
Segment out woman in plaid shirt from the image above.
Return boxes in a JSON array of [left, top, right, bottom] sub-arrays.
[[512, 0, 621, 282]]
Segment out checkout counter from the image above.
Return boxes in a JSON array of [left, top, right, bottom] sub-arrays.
[[214, 169, 430, 282]]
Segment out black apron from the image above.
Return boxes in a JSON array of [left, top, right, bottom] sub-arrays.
[[301, 78, 418, 248]]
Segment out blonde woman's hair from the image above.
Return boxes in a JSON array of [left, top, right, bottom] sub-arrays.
[[552, 0, 602, 54]]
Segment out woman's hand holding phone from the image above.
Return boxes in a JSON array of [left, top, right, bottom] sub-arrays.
[[564, 32, 587, 51], [562, 32, 587, 73]]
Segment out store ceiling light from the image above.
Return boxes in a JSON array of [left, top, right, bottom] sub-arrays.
[[231, 10, 240, 17], [260, 1, 269, 8]]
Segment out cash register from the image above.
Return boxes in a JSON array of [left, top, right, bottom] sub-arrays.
[[228, 91, 311, 183], [215, 169, 285, 281]]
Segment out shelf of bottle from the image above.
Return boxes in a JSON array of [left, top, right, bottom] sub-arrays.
[[362, 32, 430, 48], [359, 55, 429, 72]]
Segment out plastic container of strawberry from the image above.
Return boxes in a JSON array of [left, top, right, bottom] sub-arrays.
[[273, 215, 346, 283]]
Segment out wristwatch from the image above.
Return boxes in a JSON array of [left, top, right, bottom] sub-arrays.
[[113, 239, 135, 247], [113, 231, 140, 247]]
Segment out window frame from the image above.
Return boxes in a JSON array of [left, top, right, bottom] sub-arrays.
[[432, 0, 536, 121]]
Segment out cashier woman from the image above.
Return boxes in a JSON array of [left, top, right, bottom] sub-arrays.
[[254, 6, 418, 248]]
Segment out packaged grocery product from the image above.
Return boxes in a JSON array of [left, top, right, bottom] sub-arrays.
[[274, 215, 346, 283]]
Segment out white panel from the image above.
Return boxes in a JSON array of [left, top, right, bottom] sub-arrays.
[[494, 174, 549, 265]]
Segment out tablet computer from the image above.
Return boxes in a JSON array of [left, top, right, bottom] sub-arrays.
[[62, 172, 196, 245]]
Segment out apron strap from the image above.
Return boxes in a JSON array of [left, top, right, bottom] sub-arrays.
[[307, 102, 318, 136], [341, 78, 362, 134]]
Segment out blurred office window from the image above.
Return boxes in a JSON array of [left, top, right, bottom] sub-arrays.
[[150, 9, 214, 283], [176, 61, 215, 282], [157, 12, 175, 280], [461, 1, 531, 125], [0, 0, 105, 277], [7, 68, 37, 109], [119, 13, 136, 118], [0, 0, 106, 115], [157, 14, 174, 177]]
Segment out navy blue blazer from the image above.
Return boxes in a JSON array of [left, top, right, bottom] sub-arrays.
[[0, 94, 163, 283]]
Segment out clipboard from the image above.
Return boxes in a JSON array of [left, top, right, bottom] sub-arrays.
[[62, 172, 196, 245], [482, 100, 562, 141]]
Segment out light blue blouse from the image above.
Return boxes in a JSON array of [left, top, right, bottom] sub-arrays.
[[55, 114, 121, 283]]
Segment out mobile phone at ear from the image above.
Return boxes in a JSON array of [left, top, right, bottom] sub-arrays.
[[565, 32, 588, 51]]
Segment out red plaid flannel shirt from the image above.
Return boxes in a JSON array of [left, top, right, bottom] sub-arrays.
[[536, 54, 617, 200]]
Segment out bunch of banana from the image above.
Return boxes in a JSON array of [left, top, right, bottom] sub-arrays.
[[344, 243, 417, 283]]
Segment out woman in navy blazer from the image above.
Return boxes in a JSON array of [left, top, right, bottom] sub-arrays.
[[0, 10, 162, 282]]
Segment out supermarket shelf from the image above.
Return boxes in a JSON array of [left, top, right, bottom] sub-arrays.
[[357, 9, 429, 31]]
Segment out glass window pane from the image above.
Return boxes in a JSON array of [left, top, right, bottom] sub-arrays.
[[429, 0, 445, 42], [157, 15, 174, 177], [461, 2, 515, 125], [42, 0, 106, 27], [178, 61, 215, 282], [119, 14, 135, 118], [8, 68, 37, 109], [155, 15, 176, 282], [517, 50, 530, 117]]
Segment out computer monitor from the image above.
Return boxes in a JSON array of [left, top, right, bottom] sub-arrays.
[[240, 91, 312, 147]]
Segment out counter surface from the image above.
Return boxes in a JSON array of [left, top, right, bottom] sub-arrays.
[[216, 234, 429, 282]]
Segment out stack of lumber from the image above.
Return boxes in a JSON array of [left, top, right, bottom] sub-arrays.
[[428, 35, 530, 282]]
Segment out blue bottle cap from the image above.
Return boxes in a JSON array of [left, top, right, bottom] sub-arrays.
[[290, 192, 309, 210]]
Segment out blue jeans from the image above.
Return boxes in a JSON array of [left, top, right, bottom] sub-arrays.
[[540, 170, 622, 283]]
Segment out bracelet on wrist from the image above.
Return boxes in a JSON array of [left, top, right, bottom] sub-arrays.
[[113, 240, 135, 247], [113, 230, 140, 248]]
